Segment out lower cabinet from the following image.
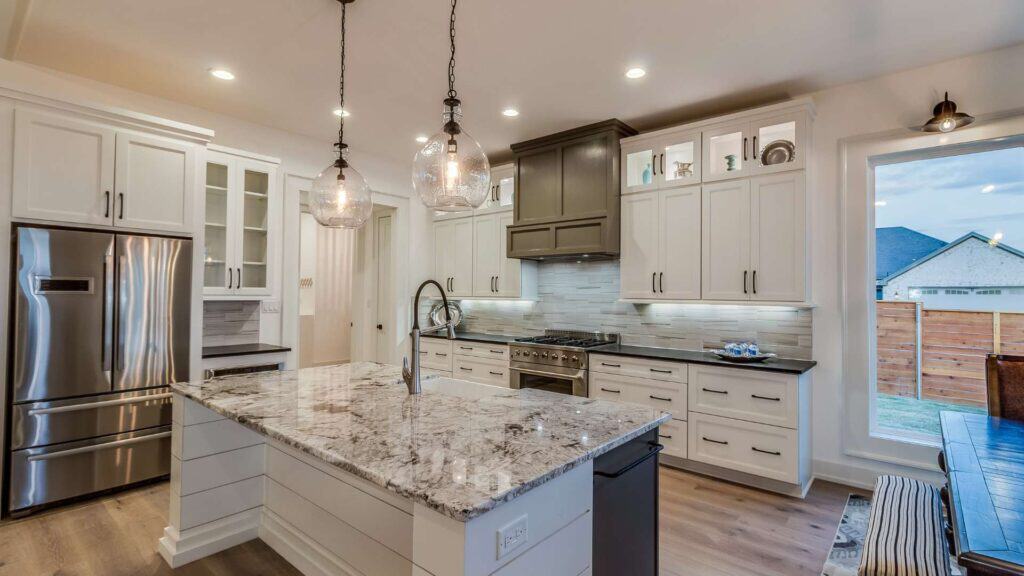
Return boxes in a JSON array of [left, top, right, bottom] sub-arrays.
[[453, 355, 509, 387], [419, 338, 453, 371], [687, 412, 799, 484], [422, 339, 510, 387]]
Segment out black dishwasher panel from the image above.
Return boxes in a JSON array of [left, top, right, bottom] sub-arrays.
[[593, 428, 661, 576]]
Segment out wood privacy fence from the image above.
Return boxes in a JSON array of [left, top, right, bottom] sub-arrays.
[[876, 301, 1024, 407]]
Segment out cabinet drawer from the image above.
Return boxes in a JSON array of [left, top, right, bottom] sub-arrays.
[[657, 419, 687, 459], [420, 338, 453, 371], [451, 342, 508, 362], [589, 353, 686, 384], [688, 364, 798, 428], [453, 355, 509, 387], [589, 372, 686, 420], [422, 369, 452, 379], [688, 412, 798, 483]]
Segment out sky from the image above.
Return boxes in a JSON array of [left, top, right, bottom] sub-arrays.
[[875, 146, 1024, 248]]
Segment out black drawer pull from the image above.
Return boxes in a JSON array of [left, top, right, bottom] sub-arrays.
[[419, 351, 428, 355], [702, 387, 728, 395], [601, 362, 621, 368], [649, 368, 673, 374], [489, 371, 503, 376], [649, 395, 672, 402], [594, 442, 663, 479], [460, 346, 473, 350], [600, 387, 621, 394], [751, 447, 781, 456], [435, 353, 448, 357], [489, 349, 503, 354], [659, 434, 673, 440], [751, 394, 781, 402], [702, 436, 728, 445], [459, 367, 473, 372]]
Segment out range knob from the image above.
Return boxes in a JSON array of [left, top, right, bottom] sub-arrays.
[[560, 354, 568, 361], [532, 352, 539, 358], [513, 350, 520, 356], [571, 356, 579, 363], [541, 352, 549, 359]]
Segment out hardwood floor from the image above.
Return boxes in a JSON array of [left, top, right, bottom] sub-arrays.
[[0, 467, 864, 576]]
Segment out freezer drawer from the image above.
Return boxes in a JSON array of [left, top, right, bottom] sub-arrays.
[[10, 387, 172, 450], [9, 426, 171, 513]]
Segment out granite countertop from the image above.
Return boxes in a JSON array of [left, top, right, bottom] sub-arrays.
[[202, 343, 292, 359], [422, 331, 522, 345], [591, 343, 816, 374], [170, 361, 669, 522]]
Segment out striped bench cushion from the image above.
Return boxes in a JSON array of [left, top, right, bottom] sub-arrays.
[[858, 475, 951, 576]]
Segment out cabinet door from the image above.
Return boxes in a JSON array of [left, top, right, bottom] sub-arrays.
[[750, 172, 806, 302], [12, 108, 115, 226], [621, 140, 658, 195], [434, 220, 454, 290], [515, 148, 559, 224], [750, 113, 807, 176], [235, 160, 275, 295], [203, 156, 235, 295], [658, 131, 701, 188], [449, 217, 475, 297], [660, 186, 701, 300], [115, 132, 194, 233], [479, 164, 515, 213], [702, 180, 751, 300], [473, 213, 500, 296], [495, 211, 521, 298], [620, 191, 660, 299], [702, 122, 752, 182]]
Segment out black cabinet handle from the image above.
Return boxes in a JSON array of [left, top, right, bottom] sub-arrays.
[[660, 153, 665, 175], [649, 395, 672, 402], [460, 367, 473, 372], [742, 137, 748, 161], [118, 192, 125, 219], [702, 436, 728, 445], [488, 371, 503, 376], [651, 155, 656, 176], [601, 362, 621, 368], [659, 272, 663, 293], [702, 387, 728, 395], [652, 272, 656, 292], [494, 275, 499, 292], [751, 394, 781, 402], [600, 387, 621, 394], [227, 268, 233, 289], [752, 270, 757, 294], [752, 447, 781, 456], [752, 136, 758, 162], [459, 346, 473, 350], [104, 191, 110, 218], [419, 351, 428, 355], [435, 353, 448, 357], [743, 270, 748, 294], [594, 442, 663, 478], [659, 434, 673, 440], [489, 349, 503, 354], [236, 267, 241, 289], [650, 368, 673, 374]]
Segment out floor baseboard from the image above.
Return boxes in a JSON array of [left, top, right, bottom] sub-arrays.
[[158, 507, 261, 568]]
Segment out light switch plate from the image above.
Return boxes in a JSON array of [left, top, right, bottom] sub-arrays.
[[496, 514, 529, 560]]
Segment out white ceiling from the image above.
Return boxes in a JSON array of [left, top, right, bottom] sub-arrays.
[[7, 0, 1024, 164]]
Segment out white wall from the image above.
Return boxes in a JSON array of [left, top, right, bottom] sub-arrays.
[[807, 42, 1024, 486]]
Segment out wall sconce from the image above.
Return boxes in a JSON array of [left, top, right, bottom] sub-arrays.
[[921, 92, 974, 133]]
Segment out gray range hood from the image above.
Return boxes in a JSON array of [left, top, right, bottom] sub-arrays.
[[506, 119, 637, 261]]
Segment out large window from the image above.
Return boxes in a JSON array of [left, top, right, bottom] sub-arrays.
[[873, 146, 1024, 438]]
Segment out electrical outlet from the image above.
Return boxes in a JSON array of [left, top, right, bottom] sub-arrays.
[[496, 515, 528, 559], [261, 299, 281, 313]]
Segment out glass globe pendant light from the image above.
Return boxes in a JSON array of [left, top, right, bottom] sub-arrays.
[[312, 0, 372, 229], [412, 0, 490, 212]]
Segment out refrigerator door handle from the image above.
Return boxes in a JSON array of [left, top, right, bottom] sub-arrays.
[[102, 251, 114, 375], [26, 431, 171, 462], [27, 393, 172, 416]]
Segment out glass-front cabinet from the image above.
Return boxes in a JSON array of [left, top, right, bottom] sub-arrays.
[[702, 112, 806, 182], [203, 148, 279, 298], [622, 130, 701, 194]]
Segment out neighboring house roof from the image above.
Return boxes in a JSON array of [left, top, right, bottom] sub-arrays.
[[879, 232, 1024, 284], [876, 227, 947, 283]]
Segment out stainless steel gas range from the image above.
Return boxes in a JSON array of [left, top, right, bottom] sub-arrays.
[[509, 330, 618, 397]]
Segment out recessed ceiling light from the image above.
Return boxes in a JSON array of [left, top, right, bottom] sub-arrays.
[[209, 68, 235, 81], [875, 200, 887, 207], [333, 108, 351, 118], [415, 135, 429, 143], [625, 67, 646, 79], [981, 184, 995, 193], [502, 108, 520, 117]]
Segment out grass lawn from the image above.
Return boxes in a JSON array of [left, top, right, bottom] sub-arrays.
[[877, 394, 987, 437]]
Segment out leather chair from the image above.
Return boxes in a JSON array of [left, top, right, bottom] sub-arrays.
[[986, 354, 1024, 421]]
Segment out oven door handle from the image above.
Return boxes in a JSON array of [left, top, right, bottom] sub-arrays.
[[511, 365, 587, 382]]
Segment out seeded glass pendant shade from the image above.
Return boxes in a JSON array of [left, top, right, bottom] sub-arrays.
[[412, 0, 489, 212], [311, 0, 371, 229]]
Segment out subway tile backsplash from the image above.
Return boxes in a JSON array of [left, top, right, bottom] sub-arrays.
[[432, 261, 812, 359], [203, 300, 260, 346]]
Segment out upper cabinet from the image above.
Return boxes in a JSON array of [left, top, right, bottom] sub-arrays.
[[702, 112, 808, 183], [203, 148, 280, 299], [620, 186, 700, 300], [622, 130, 701, 195], [12, 108, 197, 234], [434, 211, 536, 301], [434, 163, 514, 220]]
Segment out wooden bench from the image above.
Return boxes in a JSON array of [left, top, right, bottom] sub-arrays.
[[858, 475, 951, 576]]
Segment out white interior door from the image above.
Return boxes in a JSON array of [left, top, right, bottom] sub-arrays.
[[750, 171, 805, 302], [702, 179, 751, 300], [449, 217, 474, 297], [473, 213, 500, 295], [496, 211, 521, 297], [660, 185, 702, 300], [620, 191, 660, 298], [374, 213, 393, 363], [12, 108, 115, 226], [115, 132, 194, 233]]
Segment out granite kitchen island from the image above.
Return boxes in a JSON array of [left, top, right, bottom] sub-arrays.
[[159, 361, 669, 576]]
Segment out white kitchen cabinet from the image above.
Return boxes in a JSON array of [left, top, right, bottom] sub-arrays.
[[478, 163, 515, 213], [621, 185, 701, 300], [702, 111, 807, 183], [473, 213, 501, 296], [621, 130, 701, 195], [12, 107, 195, 234], [203, 148, 279, 298], [438, 211, 534, 300], [434, 216, 474, 297], [702, 172, 806, 302]]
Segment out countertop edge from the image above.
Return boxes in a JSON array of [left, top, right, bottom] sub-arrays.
[[590, 346, 817, 374], [201, 344, 292, 359], [170, 384, 670, 522]]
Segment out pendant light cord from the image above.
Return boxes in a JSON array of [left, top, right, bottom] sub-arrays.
[[337, 1, 347, 150], [447, 0, 457, 100]]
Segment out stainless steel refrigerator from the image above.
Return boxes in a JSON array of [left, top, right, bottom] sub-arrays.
[[6, 225, 191, 515]]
